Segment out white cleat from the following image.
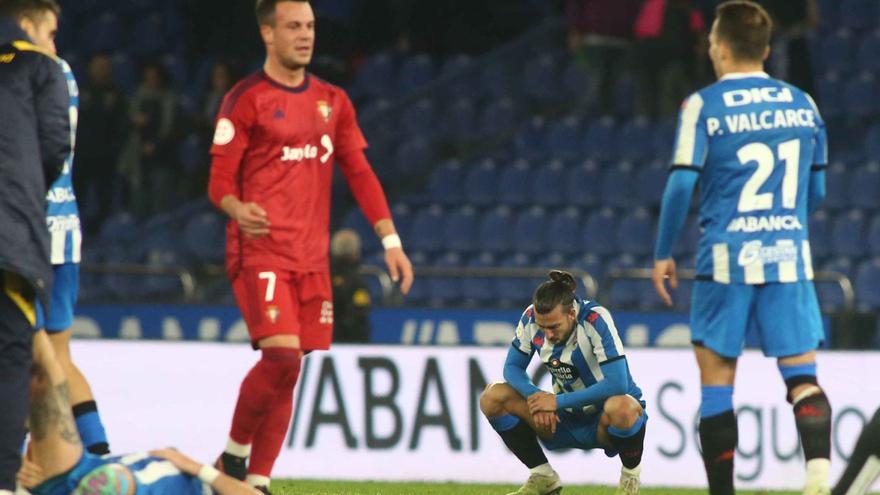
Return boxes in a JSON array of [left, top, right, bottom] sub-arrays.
[[615, 465, 641, 495], [506, 471, 563, 495]]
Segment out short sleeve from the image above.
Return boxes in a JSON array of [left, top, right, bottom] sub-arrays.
[[511, 306, 536, 355], [335, 91, 368, 155], [210, 90, 255, 159], [805, 93, 828, 167], [670, 93, 708, 169], [584, 306, 625, 363]]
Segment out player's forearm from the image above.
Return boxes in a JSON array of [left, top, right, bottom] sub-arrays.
[[218, 195, 242, 220], [807, 168, 826, 214], [208, 154, 242, 208], [556, 358, 629, 410], [210, 473, 259, 495], [503, 345, 541, 398], [654, 169, 699, 260]]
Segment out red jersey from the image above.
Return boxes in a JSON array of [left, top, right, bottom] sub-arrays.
[[209, 71, 389, 277]]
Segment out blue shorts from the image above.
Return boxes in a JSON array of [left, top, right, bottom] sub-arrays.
[[538, 400, 648, 455], [35, 263, 79, 332], [690, 280, 823, 359]]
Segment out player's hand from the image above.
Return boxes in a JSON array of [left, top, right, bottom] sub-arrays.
[[532, 411, 560, 437], [385, 247, 414, 295], [234, 202, 270, 239], [652, 258, 678, 307], [527, 391, 558, 414], [149, 448, 201, 477], [17, 452, 45, 489]]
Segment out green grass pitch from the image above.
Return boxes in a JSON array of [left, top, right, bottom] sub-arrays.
[[269, 480, 801, 494]]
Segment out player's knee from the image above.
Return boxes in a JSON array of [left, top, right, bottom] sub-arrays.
[[603, 395, 642, 430], [778, 361, 823, 404], [479, 382, 510, 416], [260, 347, 302, 390]]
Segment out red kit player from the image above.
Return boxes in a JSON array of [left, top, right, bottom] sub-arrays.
[[207, 1, 413, 492]]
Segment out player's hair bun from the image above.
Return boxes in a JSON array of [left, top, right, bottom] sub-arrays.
[[548, 270, 577, 293]]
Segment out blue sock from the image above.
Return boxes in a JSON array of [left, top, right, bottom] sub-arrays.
[[73, 401, 110, 454], [778, 362, 817, 382], [608, 411, 647, 438], [700, 385, 734, 418], [488, 414, 520, 433]]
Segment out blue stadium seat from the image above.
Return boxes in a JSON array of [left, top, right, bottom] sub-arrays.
[[617, 208, 654, 257], [440, 98, 476, 141], [480, 63, 518, 100], [616, 117, 653, 162], [842, 73, 879, 118], [817, 0, 840, 29], [408, 205, 445, 253], [524, 54, 561, 104], [857, 30, 880, 74], [582, 117, 618, 161], [513, 206, 549, 255], [821, 256, 857, 282], [398, 54, 435, 94], [390, 203, 413, 244], [868, 213, 880, 256], [478, 206, 514, 254], [809, 210, 833, 260], [427, 160, 464, 206], [823, 162, 849, 210], [440, 54, 474, 100], [561, 58, 595, 100], [498, 159, 532, 207], [183, 211, 226, 263], [831, 209, 867, 258], [544, 116, 582, 161], [652, 120, 677, 162], [840, 0, 878, 31], [480, 98, 517, 137], [142, 247, 184, 299], [819, 30, 856, 74], [443, 206, 479, 253], [850, 162, 880, 209], [606, 254, 642, 309], [394, 138, 432, 179], [566, 160, 602, 209], [495, 253, 535, 305], [402, 251, 430, 305], [635, 160, 668, 208], [400, 99, 435, 139], [613, 76, 638, 117], [532, 160, 567, 207], [601, 161, 637, 209], [865, 123, 880, 161], [514, 116, 547, 161], [428, 251, 463, 307], [854, 258, 880, 310], [570, 252, 606, 285], [99, 211, 138, 243], [464, 159, 499, 207], [815, 72, 843, 118], [546, 207, 582, 256], [582, 208, 618, 256], [353, 53, 395, 99], [534, 252, 568, 271], [815, 279, 849, 313], [461, 252, 496, 306]]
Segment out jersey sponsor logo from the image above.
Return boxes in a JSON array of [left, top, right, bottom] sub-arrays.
[[707, 109, 816, 136], [737, 240, 797, 267], [317, 100, 332, 122], [547, 358, 579, 382], [46, 186, 76, 203], [319, 300, 334, 325], [726, 214, 803, 233], [281, 135, 334, 164], [213, 118, 235, 145], [46, 214, 80, 233], [0, 53, 14, 63], [722, 87, 793, 107]]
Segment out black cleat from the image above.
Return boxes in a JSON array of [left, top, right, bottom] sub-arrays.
[[214, 452, 247, 481], [254, 486, 272, 495]]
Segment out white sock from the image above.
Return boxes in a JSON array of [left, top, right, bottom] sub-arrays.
[[805, 458, 831, 488], [247, 474, 271, 487], [224, 438, 251, 458], [622, 464, 642, 477], [530, 463, 555, 477]]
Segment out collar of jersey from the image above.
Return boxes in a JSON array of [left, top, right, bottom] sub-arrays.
[[720, 71, 770, 81], [260, 70, 310, 93]]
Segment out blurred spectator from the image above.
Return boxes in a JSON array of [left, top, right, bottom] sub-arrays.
[[633, 0, 707, 118], [199, 61, 235, 132], [119, 62, 179, 216], [75, 53, 129, 230], [565, 0, 642, 115], [330, 229, 372, 343], [759, 0, 818, 95]]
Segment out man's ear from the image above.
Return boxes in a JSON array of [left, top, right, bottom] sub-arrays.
[[260, 24, 273, 45]]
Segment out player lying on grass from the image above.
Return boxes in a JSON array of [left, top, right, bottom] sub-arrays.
[[480, 271, 647, 495], [20, 330, 259, 495]]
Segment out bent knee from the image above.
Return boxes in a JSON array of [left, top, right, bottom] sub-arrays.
[[603, 395, 643, 429], [480, 382, 514, 416]]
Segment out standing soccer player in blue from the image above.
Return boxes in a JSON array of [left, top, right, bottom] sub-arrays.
[[652, 2, 830, 494], [481, 271, 647, 495], [17, 0, 112, 457]]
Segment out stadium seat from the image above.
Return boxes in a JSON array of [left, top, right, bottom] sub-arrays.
[[440, 98, 477, 142], [394, 137, 432, 179], [561, 57, 595, 101], [868, 213, 880, 256], [478, 206, 514, 254], [582, 208, 619, 256], [582, 117, 618, 161], [635, 160, 668, 208], [523, 54, 561, 104], [513, 206, 549, 255], [440, 54, 474, 100], [514, 116, 548, 161], [865, 123, 880, 161], [815, 72, 843, 118], [464, 159, 500, 207], [854, 258, 880, 310], [616, 117, 653, 162], [389, 203, 413, 243], [400, 99, 435, 139], [652, 120, 677, 162], [816, 0, 840, 30], [565, 160, 602, 209], [822, 256, 857, 282], [815, 279, 849, 313], [398, 54, 435, 94], [142, 247, 184, 299], [831, 209, 867, 258], [601, 161, 637, 209], [857, 29, 880, 74], [546, 207, 582, 256], [495, 253, 535, 306], [823, 162, 849, 210], [461, 252, 496, 306], [544, 116, 582, 161], [840, 0, 878, 31], [809, 210, 833, 260], [426, 160, 464, 206], [479, 98, 518, 138], [408, 205, 445, 253], [569, 252, 605, 284], [818, 30, 856, 74], [427, 251, 463, 307], [353, 53, 395, 99], [99, 211, 138, 243], [532, 160, 567, 207], [606, 254, 642, 309], [497, 159, 532, 208], [613, 76, 638, 117], [849, 162, 880, 209], [480, 63, 518, 100], [842, 72, 879, 118], [183, 211, 226, 263], [617, 208, 654, 257], [443, 206, 479, 253]]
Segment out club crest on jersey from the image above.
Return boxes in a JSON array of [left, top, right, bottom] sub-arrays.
[[532, 334, 544, 347], [266, 305, 280, 324], [317, 100, 332, 122]]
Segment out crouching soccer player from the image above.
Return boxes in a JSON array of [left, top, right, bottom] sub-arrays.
[[480, 271, 647, 495], [22, 330, 259, 495]]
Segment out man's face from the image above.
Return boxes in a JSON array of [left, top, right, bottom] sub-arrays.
[[534, 304, 576, 345], [21, 11, 58, 55], [262, 1, 315, 71]]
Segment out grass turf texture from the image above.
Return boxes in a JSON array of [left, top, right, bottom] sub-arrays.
[[269, 480, 801, 494]]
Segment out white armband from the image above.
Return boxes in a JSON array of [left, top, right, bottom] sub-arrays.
[[381, 234, 402, 250], [198, 464, 220, 485]]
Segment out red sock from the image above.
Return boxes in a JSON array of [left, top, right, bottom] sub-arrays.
[[248, 382, 296, 478], [228, 348, 300, 446]]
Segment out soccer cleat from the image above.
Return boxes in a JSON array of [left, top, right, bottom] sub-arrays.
[[615, 466, 641, 495], [254, 486, 272, 495], [214, 452, 247, 482], [506, 472, 563, 495]]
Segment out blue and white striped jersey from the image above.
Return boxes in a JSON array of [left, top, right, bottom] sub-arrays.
[[671, 72, 826, 284], [46, 57, 81, 265], [511, 299, 642, 416]]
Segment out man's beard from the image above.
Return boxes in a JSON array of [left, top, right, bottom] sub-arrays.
[[280, 53, 309, 71]]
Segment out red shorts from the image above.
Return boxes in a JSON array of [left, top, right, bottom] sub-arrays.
[[231, 269, 333, 351]]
